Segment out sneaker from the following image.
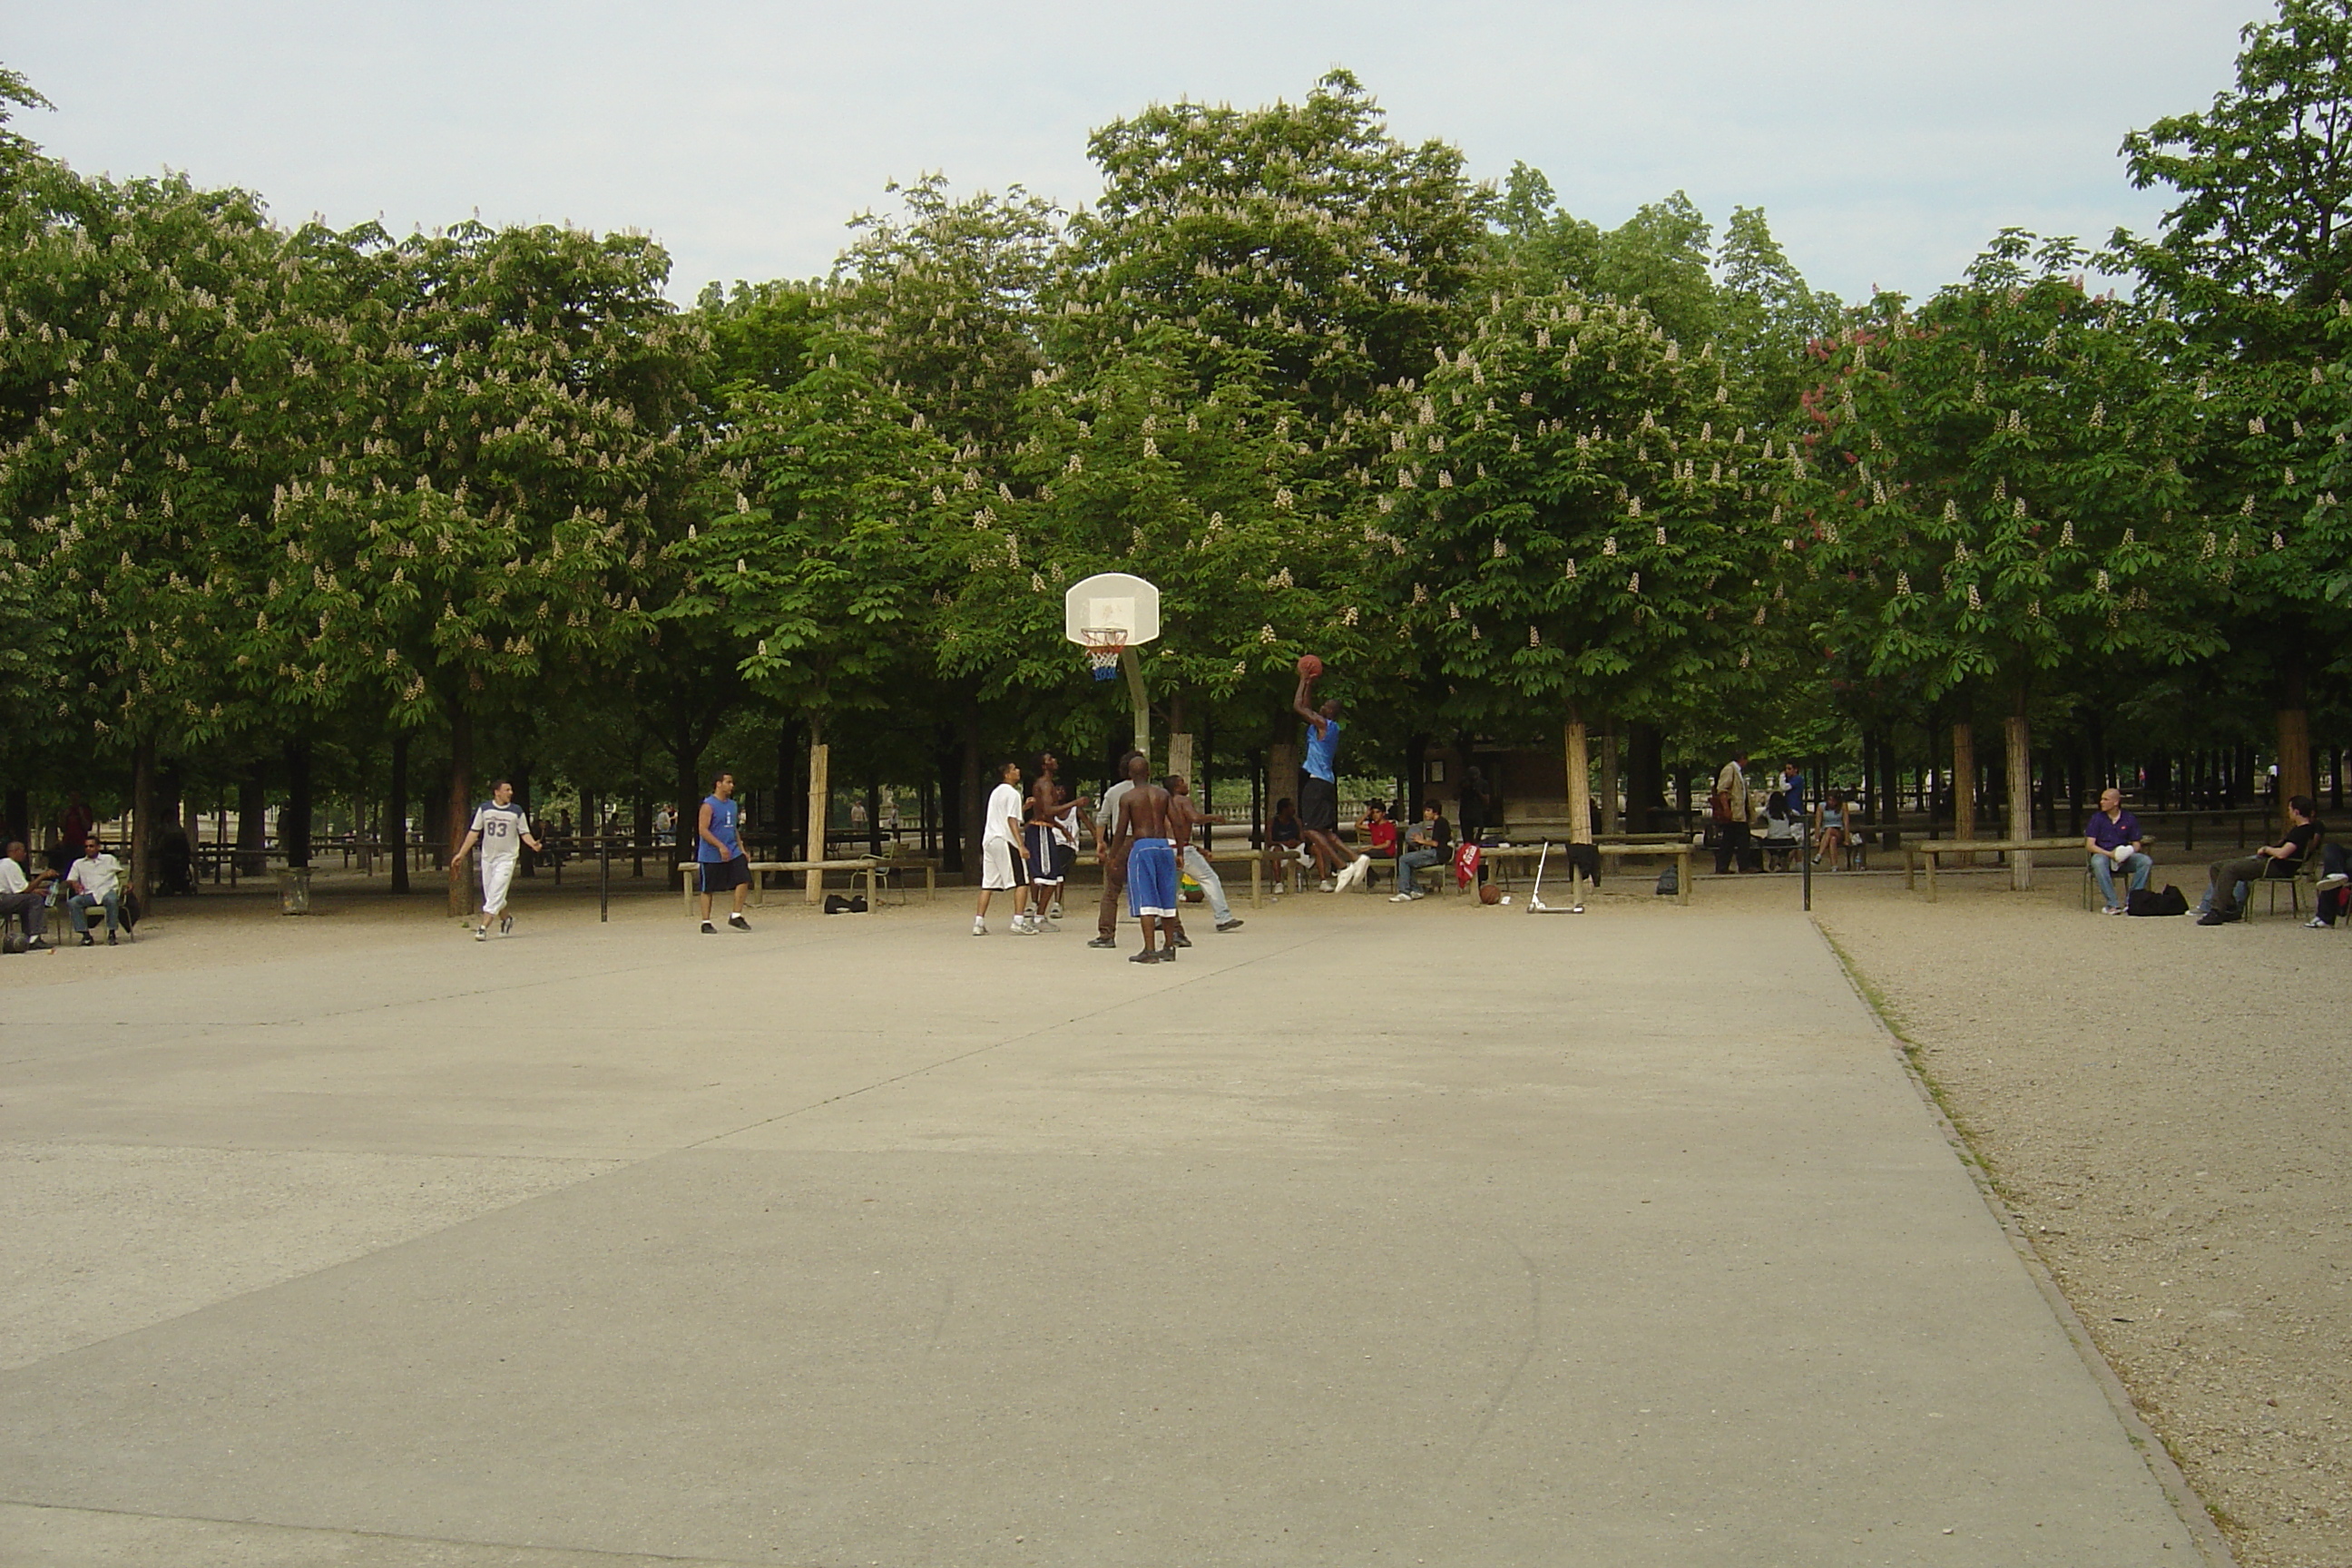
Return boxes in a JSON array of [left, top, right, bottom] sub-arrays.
[[1319, 877, 1336, 893], [728, 913, 750, 932], [1086, 935, 1119, 948], [1337, 857, 1373, 892], [1013, 917, 1038, 936], [1171, 931, 1192, 948], [1157, 946, 1176, 961], [2318, 872, 2349, 893], [1214, 917, 1245, 932], [80, 932, 93, 947], [499, 914, 514, 936], [2195, 910, 2235, 926], [1388, 892, 1414, 903], [2304, 916, 2328, 928], [1049, 899, 1063, 919], [2102, 905, 2124, 916], [1128, 949, 1160, 964], [24, 936, 45, 952], [973, 921, 988, 936], [106, 931, 116, 946], [475, 925, 489, 942], [701, 920, 717, 935]]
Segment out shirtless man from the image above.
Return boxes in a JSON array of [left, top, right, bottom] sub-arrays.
[[1112, 754, 1181, 964], [1020, 750, 1078, 929], [1163, 775, 1243, 944]]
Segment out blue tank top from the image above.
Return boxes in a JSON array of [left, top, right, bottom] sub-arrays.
[[698, 795, 740, 862], [1304, 719, 1343, 782]]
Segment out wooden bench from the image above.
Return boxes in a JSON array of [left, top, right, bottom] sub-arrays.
[[1448, 841, 1696, 906], [679, 858, 882, 916], [1904, 838, 2084, 901]]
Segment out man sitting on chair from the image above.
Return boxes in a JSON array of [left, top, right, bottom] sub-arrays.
[[2196, 796, 2322, 926], [2085, 787, 2151, 915]]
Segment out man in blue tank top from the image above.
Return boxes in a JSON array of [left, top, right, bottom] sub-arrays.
[[696, 771, 753, 934], [1293, 667, 1374, 893]]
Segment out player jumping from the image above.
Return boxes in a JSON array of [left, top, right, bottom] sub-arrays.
[[1294, 663, 1372, 893]]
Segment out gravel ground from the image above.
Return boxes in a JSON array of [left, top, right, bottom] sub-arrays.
[[1811, 855, 2349, 1568]]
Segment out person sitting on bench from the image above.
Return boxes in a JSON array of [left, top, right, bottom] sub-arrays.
[[1387, 802, 1451, 903]]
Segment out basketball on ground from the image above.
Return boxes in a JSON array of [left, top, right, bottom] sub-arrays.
[[1478, 882, 1503, 906], [1296, 653, 1325, 678]]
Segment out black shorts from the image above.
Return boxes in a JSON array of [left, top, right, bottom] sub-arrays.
[[1299, 776, 1338, 833], [698, 855, 750, 893]]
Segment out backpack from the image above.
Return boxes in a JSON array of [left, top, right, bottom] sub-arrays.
[[1654, 867, 1678, 897], [2126, 884, 2189, 916], [821, 893, 870, 915]]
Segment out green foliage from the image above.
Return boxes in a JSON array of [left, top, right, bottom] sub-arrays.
[[1787, 235, 2217, 706]]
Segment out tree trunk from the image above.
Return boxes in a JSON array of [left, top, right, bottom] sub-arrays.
[[445, 705, 474, 916], [1598, 726, 1620, 836], [2276, 683, 2312, 833], [1168, 732, 1194, 787], [283, 737, 313, 871], [671, 710, 703, 870], [1268, 721, 1301, 821], [237, 765, 269, 878], [1563, 710, 1592, 846], [130, 738, 157, 904], [1952, 721, 1975, 863], [867, 772, 883, 857], [805, 714, 830, 904], [2004, 699, 2034, 891], [1628, 723, 1663, 834], [958, 702, 983, 885], [387, 730, 411, 894]]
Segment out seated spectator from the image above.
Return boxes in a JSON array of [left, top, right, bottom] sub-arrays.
[[2196, 796, 2321, 925], [2084, 787, 2152, 915], [1387, 803, 1452, 903], [155, 821, 197, 897], [1, 838, 56, 950], [65, 834, 130, 946], [1760, 791, 1801, 870], [1358, 802, 1399, 859], [1264, 797, 1306, 896], [1813, 790, 1849, 868], [2304, 844, 2348, 928]]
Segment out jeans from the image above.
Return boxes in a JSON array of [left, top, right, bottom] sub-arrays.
[[68, 890, 122, 935], [1395, 847, 1444, 896], [2091, 850, 2152, 907], [1179, 845, 1234, 925]]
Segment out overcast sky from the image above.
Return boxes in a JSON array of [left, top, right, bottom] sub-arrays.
[[5, 1, 2261, 305]]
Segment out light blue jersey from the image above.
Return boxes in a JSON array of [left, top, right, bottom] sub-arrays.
[[1304, 719, 1343, 782]]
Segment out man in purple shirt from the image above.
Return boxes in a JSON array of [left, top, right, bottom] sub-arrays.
[[2085, 787, 2151, 915]]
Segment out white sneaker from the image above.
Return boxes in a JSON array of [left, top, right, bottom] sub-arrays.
[[1388, 891, 1413, 903], [1048, 899, 1063, 919], [1318, 877, 1336, 893], [2318, 872, 2349, 892], [2304, 916, 2328, 928], [1335, 857, 1371, 892], [972, 921, 988, 936]]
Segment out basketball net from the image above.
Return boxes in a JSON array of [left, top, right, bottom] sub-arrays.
[[1079, 627, 1127, 681]]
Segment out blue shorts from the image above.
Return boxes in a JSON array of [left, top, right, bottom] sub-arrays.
[[1125, 838, 1179, 918]]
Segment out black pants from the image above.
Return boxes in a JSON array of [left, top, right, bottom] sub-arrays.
[[2315, 843, 2348, 925], [1714, 821, 1751, 875]]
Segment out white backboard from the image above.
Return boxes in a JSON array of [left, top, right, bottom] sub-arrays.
[[1063, 572, 1161, 645]]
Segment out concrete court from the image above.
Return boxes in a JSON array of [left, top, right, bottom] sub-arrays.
[[0, 891, 2201, 1567]]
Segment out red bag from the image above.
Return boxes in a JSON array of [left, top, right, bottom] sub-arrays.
[[1452, 842, 1483, 889]]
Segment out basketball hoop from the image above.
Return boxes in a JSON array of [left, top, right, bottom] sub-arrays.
[[1079, 626, 1127, 681]]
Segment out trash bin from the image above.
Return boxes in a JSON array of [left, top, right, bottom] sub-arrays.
[[276, 867, 313, 915]]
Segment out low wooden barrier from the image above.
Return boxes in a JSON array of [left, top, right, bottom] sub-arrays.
[[1904, 838, 2085, 901]]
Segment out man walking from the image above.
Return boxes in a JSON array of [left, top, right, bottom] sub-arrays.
[[694, 772, 753, 935], [1, 839, 56, 950], [455, 779, 546, 940], [975, 760, 1030, 936], [1112, 754, 1181, 964], [1712, 754, 1753, 875], [1293, 666, 1372, 892]]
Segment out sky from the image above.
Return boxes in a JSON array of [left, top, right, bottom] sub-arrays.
[[4, 1, 2264, 306]]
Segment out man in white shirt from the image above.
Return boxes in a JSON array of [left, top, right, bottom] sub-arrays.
[[65, 834, 127, 946], [1088, 750, 1144, 949], [453, 780, 544, 941], [974, 760, 1029, 936], [1, 839, 56, 951]]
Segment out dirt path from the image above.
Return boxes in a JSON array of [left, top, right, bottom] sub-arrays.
[[1813, 858, 2348, 1568]]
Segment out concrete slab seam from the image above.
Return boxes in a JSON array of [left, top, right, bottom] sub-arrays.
[[1807, 915, 2238, 1568], [0, 1498, 779, 1567]]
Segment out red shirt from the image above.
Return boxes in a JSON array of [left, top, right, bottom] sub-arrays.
[[1367, 819, 1398, 855]]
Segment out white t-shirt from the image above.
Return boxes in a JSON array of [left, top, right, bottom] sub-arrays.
[[68, 853, 122, 900], [1099, 780, 1134, 842], [469, 803, 532, 863], [0, 858, 27, 896], [983, 783, 1024, 845]]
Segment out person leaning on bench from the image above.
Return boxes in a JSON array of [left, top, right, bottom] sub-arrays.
[[2195, 795, 2321, 926], [2085, 787, 2152, 915]]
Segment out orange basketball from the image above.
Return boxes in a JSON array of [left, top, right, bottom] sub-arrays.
[[1478, 882, 1503, 906], [1297, 653, 1325, 678]]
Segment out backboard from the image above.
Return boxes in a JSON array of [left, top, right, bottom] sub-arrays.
[[1063, 572, 1161, 647]]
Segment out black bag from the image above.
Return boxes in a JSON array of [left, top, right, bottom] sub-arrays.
[[821, 893, 871, 915], [1654, 867, 1678, 897], [2126, 884, 2189, 916]]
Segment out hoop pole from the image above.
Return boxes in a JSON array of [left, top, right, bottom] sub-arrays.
[[1120, 645, 1150, 767]]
